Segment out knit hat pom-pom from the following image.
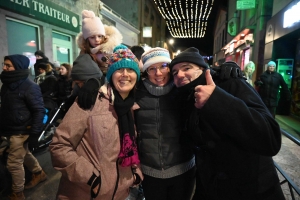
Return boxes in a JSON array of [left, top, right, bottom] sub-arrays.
[[82, 10, 95, 19], [113, 44, 128, 52]]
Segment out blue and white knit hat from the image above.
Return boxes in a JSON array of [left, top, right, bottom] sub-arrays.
[[106, 44, 140, 83], [141, 47, 171, 72]]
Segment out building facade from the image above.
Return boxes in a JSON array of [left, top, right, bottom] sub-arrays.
[[0, 0, 101, 80], [214, 0, 273, 83]]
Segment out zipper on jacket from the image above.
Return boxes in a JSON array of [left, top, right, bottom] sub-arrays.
[[156, 99, 164, 169], [111, 158, 120, 200]]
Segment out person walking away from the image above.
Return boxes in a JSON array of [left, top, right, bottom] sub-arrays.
[[169, 48, 285, 200], [255, 61, 291, 117], [49, 45, 143, 200], [0, 55, 47, 200], [134, 47, 195, 200]]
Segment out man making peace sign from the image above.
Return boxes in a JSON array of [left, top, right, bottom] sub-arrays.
[[170, 47, 285, 200]]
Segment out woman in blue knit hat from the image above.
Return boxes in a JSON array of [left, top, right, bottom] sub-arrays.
[[255, 60, 291, 117], [133, 47, 196, 200], [50, 45, 143, 200]]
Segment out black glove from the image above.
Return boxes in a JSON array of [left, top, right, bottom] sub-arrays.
[[77, 78, 101, 110], [27, 134, 40, 149], [213, 61, 244, 80], [254, 80, 263, 86]]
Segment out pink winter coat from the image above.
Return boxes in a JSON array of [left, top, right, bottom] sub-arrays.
[[49, 84, 142, 200]]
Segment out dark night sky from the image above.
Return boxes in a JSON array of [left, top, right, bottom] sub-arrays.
[[165, 0, 228, 56]]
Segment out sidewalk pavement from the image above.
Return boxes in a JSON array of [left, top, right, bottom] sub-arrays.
[[274, 114, 300, 200]]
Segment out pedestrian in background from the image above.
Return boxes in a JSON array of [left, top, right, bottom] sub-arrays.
[[255, 61, 291, 118], [50, 45, 143, 200], [244, 61, 255, 86], [0, 55, 47, 200], [130, 45, 145, 72], [169, 48, 284, 200], [134, 47, 195, 200], [34, 50, 52, 77]]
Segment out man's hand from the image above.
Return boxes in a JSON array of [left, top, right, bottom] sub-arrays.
[[213, 61, 244, 80], [77, 78, 101, 110], [194, 70, 216, 109]]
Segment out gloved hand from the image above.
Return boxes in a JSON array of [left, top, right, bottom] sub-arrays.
[[213, 61, 244, 80], [255, 80, 263, 86], [27, 134, 40, 149], [77, 78, 101, 110]]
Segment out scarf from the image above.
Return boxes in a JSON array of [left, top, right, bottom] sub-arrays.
[[143, 79, 174, 96], [113, 89, 140, 167], [177, 70, 207, 128], [0, 69, 29, 90]]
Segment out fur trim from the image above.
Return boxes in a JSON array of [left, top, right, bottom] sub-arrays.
[[100, 25, 123, 54], [76, 32, 85, 51]]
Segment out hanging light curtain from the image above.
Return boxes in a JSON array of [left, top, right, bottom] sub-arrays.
[[153, 0, 214, 38]]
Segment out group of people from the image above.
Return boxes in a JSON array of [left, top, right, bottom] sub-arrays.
[[0, 9, 290, 200]]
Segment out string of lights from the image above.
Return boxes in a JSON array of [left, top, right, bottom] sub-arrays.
[[153, 0, 214, 38]]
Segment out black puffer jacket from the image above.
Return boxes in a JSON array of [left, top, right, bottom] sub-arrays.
[[0, 78, 45, 136], [183, 73, 283, 200], [257, 70, 290, 107], [134, 80, 194, 178]]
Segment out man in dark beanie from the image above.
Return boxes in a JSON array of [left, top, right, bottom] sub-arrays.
[[0, 55, 47, 200], [169, 47, 285, 200]]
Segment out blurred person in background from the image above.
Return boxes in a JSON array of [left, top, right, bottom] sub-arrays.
[[244, 61, 255, 86], [255, 61, 291, 118], [130, 45, 145, 72], [56, 63, 73, 118], [34, 50, 52, 77]]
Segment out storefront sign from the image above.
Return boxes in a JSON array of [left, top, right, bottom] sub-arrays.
[[283, 1, 300, 28], [0, 0, 79, 32], [227, 18, 238, 36], [237, 0, 256, 10]]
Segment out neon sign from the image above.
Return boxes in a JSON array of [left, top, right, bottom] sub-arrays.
[[283, 1, 300, 28]]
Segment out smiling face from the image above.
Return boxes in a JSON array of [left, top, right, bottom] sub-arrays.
[[268, 65, 276, 72], [88, 35, 105, 48], [172, 62, 204, 87], [112, 68, 137, 99], [146, 62, 170, 86]]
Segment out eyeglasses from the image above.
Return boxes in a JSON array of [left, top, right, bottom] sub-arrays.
[[2, 63, 13, 69], [146, 63, 169, 75]]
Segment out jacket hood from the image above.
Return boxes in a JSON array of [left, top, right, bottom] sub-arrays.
[[4, 54, 30, 70]]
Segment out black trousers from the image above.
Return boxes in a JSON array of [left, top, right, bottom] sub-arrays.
[[142, 166, 196, 200]]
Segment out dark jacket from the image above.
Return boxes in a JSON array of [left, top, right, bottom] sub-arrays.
[[38, 71, 58, 100], [0, 78, 45, 136], [257, 70, 290, 107], [185, 74, 282, 200], [57, 75, 73, 106], [134, 80, 194, 178]]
